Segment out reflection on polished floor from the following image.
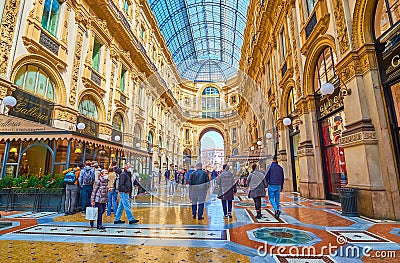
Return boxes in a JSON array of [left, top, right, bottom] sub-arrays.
[[0, 186, 399, 262]]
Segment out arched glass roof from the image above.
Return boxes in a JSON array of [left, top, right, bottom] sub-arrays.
[[148, 0, 250, 82]]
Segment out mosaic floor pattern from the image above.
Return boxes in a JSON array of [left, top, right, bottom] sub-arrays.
[[0, 188, 399, 262]]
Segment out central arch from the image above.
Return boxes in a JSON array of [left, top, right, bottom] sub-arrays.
[[198, 126, 226, 171]]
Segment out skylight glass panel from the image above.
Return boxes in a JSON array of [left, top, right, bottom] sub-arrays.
[[149, 0, 249, 82]]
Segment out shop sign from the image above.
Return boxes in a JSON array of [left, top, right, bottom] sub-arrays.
[[77, 116, 98, 138], [9, 89, 53, 125], [0, 114, 60, 133], [316, 88, 344, 118], [381, 34, 400, 84]]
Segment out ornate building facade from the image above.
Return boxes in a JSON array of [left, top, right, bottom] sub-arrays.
[[0, 0, 184, 177], [239, 0, 400, 220]]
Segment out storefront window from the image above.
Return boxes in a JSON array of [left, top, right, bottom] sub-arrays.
[[374, 0, 400, 39], [319, 111, 347, 199], [7, 141, 20, 164], [14, 65, 56, 102]]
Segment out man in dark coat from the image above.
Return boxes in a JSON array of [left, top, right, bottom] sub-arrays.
[[114, 164, 139, 224], [188, 162, 209, 220], [266, 156, 284, 219]]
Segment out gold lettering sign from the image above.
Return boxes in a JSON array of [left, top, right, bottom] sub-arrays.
[[392, 55, 399, 68], [319, 94, 344, 118]]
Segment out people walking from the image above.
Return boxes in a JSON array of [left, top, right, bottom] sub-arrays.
[[266, 156, 284, 219], [90, 169, 109, 229], [106, 166, 118, 216], [216, 164, 236, 219], [114, 164, 139, 224], [79, 160, 95, 214], [62, 162, 84, 215], [188, 162, 210, 220], [247, 163, 267, 219]]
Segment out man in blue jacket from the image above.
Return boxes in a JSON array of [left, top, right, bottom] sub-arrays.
[[266, 156, 284, 219]]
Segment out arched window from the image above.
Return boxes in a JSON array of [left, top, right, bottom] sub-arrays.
[[14, 65, 56, 101], [41, 0, 61, 36], [374, 0, 400, 39], [313, 47, 337, 92], [134, 123, 142, 141], [287, 88, 295, 115], [202, 87, 220, 118], [112, 113, 124, 132], [78, 96, 99, 120]]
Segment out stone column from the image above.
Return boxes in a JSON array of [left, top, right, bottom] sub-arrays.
[[338, 48, 400, 219], [297, 97, 326, 199]]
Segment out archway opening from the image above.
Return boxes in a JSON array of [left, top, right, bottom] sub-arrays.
[[199, 130, 225, 172]]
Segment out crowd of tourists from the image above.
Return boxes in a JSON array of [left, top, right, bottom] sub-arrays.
[[62, 157, 284, 229]]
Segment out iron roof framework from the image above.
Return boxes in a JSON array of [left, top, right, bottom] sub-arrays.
[[148, 0, 250, 82]]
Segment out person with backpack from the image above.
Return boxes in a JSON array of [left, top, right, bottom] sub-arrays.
[[90, 169, 109, 229], [114, 164, 139, 224], [79, 160, 95, 214], [62, 162, 84, 215]]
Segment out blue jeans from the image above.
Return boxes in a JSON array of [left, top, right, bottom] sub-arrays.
[[81, 185, 93, 212], [167, 180, 175, 196], [107, 189, 118, 216], [115, 192, 134, 221], [221, 200, 232, 216], [268, 185, 281, 212]]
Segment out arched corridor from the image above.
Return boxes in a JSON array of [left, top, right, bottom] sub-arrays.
[[0, 0, 399, 261]]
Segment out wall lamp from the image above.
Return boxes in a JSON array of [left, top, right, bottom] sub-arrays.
[[320, 73, 352, 97], [2, 96, 17, 115]]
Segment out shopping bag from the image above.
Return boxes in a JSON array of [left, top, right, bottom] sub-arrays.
[[85, 206, 98, 220]]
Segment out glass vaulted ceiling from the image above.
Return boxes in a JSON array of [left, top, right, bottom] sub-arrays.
[[148, 0, 250, 82]]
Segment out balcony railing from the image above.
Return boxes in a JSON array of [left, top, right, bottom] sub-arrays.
[[183, 110, 238, 119], [39, 31, 59, 55]]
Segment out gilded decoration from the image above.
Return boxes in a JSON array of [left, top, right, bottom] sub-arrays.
[[351, 0, 373, 50], [53, 106, 78, 123], [0, 0, 21, 76], [340, 131, 378, 147], [99, 123, 113, 136], [107, 59, 117, 121], [332, 0, 350, 55], [69, 25, 85, 106], [288, 3, 303, 98]]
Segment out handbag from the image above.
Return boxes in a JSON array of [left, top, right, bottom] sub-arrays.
[[85, 206, 98, 220]]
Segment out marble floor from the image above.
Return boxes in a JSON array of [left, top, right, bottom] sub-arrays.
[[0, 185, 399, 262]]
